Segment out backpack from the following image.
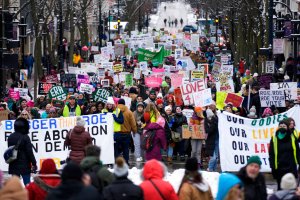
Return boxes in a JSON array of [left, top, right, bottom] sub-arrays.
[[141, 129, 156, 152], [3, 136, 23, 164]]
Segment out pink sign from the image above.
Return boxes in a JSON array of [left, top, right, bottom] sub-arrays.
[[45, 74, 59, 83], [170, 73, 184, 88], [9, 89, 20, 100], [152, 68, 165, 73], [145, 77, 163, 88]]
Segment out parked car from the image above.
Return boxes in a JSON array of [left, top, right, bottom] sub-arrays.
[[183, 25, 197, 33]]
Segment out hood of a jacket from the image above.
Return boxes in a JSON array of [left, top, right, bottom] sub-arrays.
[[275, 190, 296, 200], [73, 126, 85, 134], [193, 180, 210, 192], [145, 122, 164, 131], [142, 159, 165, 180], [117, 104, 127, 112], [216, 173, 242, 200], [80, 156, 102, 171]]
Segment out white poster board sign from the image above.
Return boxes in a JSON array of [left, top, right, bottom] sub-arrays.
[[270, 82, 298, 100], [259, 90, 286, 107], [193, 88, 212, 107], [180, 80, 205, 105]]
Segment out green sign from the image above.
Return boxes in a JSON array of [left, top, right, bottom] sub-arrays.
[[125, 74, 133, 88], [138, 47, 166, 66], [48, 86, 67, 101], [92, 88, 111, 103]]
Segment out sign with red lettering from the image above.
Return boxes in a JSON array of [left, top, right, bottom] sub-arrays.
[[180, 80, 205, 105], [225, 93, 244, 108]]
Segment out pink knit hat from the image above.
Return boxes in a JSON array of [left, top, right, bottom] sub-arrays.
[[262, 107, 273, 118]]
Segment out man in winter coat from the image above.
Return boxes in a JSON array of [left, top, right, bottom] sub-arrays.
[[80, 145, 114, 193], [46, 162, 102, 200], [64, 116, 92, 164], [237, 156, 267, 200], [116, 98, 137, 163], [140, 159, 178, 200], [62, 95, 81, 117], [8, 118, 37, 185], [103, 157, 143, 200], [144, 90, 157, 105], [26, 158, 61, 200]]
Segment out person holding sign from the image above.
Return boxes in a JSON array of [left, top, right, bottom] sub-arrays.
[[269, 120, 300, 190]]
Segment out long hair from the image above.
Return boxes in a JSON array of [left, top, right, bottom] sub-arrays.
[[145, 102, 160, 120], [224, 186, 244, 200], [178, 170, 203, 195]]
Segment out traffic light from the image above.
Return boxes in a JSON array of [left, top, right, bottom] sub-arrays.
[[4, 12, 13, 39], [117, 17, 121, 24], [215, 18, 219, 25]]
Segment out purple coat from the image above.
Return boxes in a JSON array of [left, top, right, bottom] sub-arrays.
[[143, 123, 167, 161]]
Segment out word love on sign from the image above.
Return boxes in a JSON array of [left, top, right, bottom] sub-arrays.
[[180, 80, 205, 105]]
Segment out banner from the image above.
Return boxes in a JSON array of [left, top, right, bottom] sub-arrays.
[[180, 80, 205, 105], [38, 83, 57, 95], [92, 89, 111, 103], [145, 77, 162, 88], [270, 82, 297, 100], [193, 88, 212, 107], [218, 107, 300, 172], [225, 93, 244, 108], [259, 90, 286, 107], [138, 47, 165, 66], [0, 114, 115, 170]]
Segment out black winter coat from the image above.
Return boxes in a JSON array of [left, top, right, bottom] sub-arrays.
[[204, 116, 219, 156], [103, 177, 143, 200], [8, 131, 36, 175], [250, 92, 261, 117], [237, 166, 267, 200], [173, 113, 187, 133], [46, 180, 102, 200]]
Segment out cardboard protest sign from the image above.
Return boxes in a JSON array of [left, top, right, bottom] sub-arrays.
[[38, 83, 57, 95], [9, 89, 20, 100], [182, 125, 205, 139], [92, 89, 111, 103], [125, 74, 133, 88], [145, 76, 163, 88], [218, 107, 300, 172], [79, 83, 93, 94], [182, 125, 192, 139], [174, 88, 183, 106], [113, 64, 123, 73], [0, 110, 8, 122], [48, 86, 67, 101], [45, 75, 59, 83], [20, 69, 28, 81], [60, 74, 77, 88], [133, 68, 141, 79], [257, 74, 273, 89], [193, 88, 213, 107], [259, 90, 286, 107], [174, 49, 183, 59], [225, 93, 244, 108], [180, 80, 205, 105], [270, 82, 297, 100], [0, 113, 115, 170]]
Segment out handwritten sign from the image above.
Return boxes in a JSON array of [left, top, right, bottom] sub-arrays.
[[180, 80, 205, 105], [38, 83, 57, 95], [193, 88, 213, 107], [224, 93, 244, 108], [113, 64, 123, 73], [79, 83, 93, 94], [182, 125, 205, 139], [259, 90, 286, 107], [270, 82, 297, 100], [145, 76, 163, 88]]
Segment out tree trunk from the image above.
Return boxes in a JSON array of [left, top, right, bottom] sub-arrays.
[[69, 10, 75, 65], [33, 36, 42, 99]]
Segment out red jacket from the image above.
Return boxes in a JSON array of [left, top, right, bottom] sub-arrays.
[[140, 159, 178, 200], [26, 174, 61, 200]]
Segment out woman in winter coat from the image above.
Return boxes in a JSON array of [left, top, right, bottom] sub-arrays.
[[133, 102, 145, 162], [190, 107, 206, 168], [140, 159, 178, 200], [178, 158, 213, 200], [26, 159, 61, 200], [143, 112, 167, 161], [144, 102, 160, 123], [164, 105, 175, 163], [269, 120, 300, 190], [204, 109, 219, 171], [0, 176, 28, 200], [64, 116, 93, 164], [7, 118, 37, 186], [216, 173, 243, 200], [173, 106, 188, 161]]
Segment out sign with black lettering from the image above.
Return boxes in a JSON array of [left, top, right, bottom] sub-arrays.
[[270, 82, 297, 100], [0, 113, 115, 171], [60, 74, 77, 88], [259, 89, 286, 107]]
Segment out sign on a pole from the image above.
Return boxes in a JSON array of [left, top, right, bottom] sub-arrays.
[[265, 61, 275, 74]]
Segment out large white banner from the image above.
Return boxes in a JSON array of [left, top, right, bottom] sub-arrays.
[[0, 114, 115, 171], [218, 107, 300, 172]]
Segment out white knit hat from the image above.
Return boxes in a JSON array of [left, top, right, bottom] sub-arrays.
[[106, 97, 115, 105], [164, 105, 172, 112], [76, 116, 86, 127], [281, 173, 297, 190], [114, 157, 129, 178]]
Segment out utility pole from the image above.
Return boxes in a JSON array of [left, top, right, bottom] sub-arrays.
[[138, 0, 141, 32], [0, 7, 4, 99], [99, 0, 102, 51], [268, 0, 274, 49], [19, 16, 26, 69], [59, 0, 64, 70], [108, 10, 111, 41], [215, 9, 219, 43]]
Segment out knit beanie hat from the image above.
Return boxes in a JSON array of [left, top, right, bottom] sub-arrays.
[[143, 112, 151, 123], [149, 90, 156, 95], [76, 116, 86, 127], [194, 107, 202, 113], [136, 102, 145, 109], [156, 99, 164, 105], [106, 97, 115, 105], [281, 173, 297, 190], [40, 159, 58, 174], [164, 105, 172, 112], [61, 162, 83, 182], [185, 157, 198, 171], [279, 120, 289, 128], [118, 98, 125, 105], [262, 107, 273, 117], [114, 157, 129, 178], [161, 81, 169, 88], [247, 156, 262, 166]]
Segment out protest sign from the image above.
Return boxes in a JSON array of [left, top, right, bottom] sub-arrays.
[[38, 83, 57, 95], [152, 68, 165, 73], [197, 63, 208, 73], [265, 61, 275, 74], [211, 61, 221, 78], [20, 69, 28, 81], [170, 73, 183, 88], [180, 80, 205, 105], [113, 64, 123, 73], [48, 86, 67, 101], [98, 68, 105, 78], [91, 46, 99, 52], [77, 74, 90, 89], [174, 88, 183, 106], [75, 69, 88, 75], [138, 47, 165, 66], [216, 91, 227, 110], [221, 55, 229, 64], [79, 83, 93, 94], [139, 62, 148, 71], [182, 109, 194, 124], [191, 70, 204, 81], [81, 63, 97, 73], [60, 74, 77, 88], [259, 90, 286, 107], [101, 79, 110, 87], [182, 125, 205, 139], [101, 62, 113, 71], [145, 76, 163, 88], [114, 44, 125, 56], [218, 107, 300, 172], [133, 68, 141, 79], [0, 113, 115, 170], [14, 88, 29, 100], [215, 76, 234, 93], [182, 125, 192, 139], [9, 89, 20, 100], [176, 58, 188, 71], [125, 74, 133, 88], [174, 49, 183, 59], [193, 88, 212, 107], [225, 93, 244, 108], [221, 65, 233, 77], [92, 88, 111, 103], [270, 82, 297, 100], [0, 110, 8, 122], [45, 75, 59, 83], [273, 39, 284, 54], [257, 74, 273, 89]]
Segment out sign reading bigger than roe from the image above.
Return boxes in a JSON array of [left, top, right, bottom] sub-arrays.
[[0, 114, 115, 171]]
